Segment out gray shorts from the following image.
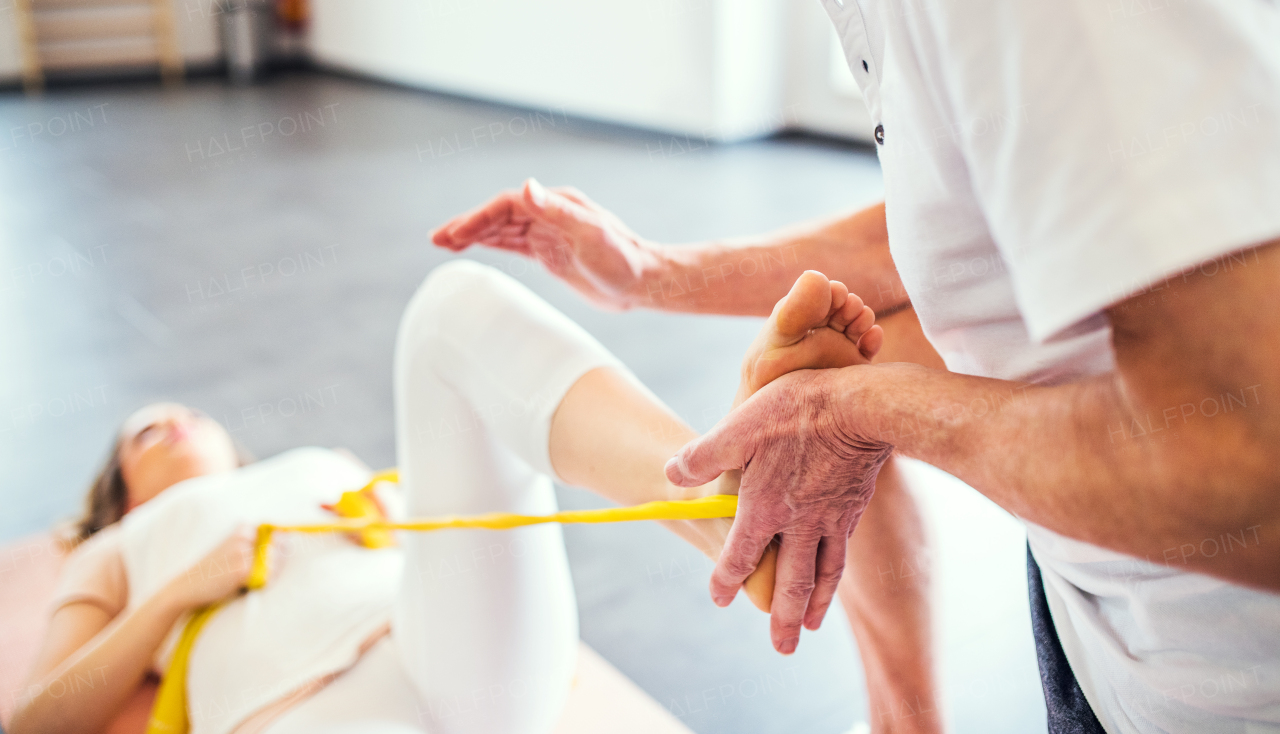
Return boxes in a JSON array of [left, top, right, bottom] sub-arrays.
[[1027, 544, 1106, 734]]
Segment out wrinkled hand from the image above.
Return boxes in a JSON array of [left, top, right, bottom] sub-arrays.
[[431, 179, 662, 311], [665, 368, 892, 655]]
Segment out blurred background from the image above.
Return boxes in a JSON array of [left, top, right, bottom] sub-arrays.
[[0, 2, 1045, 732]]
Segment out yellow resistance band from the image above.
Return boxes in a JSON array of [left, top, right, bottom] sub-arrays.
[[146, 470, 738, 734]]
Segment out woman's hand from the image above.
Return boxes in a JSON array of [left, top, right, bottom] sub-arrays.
[[164, 525, 258, 608], [431, 179, 665, 311]]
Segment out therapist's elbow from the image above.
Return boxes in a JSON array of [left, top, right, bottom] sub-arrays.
[[1146, 425, 1280, 590]]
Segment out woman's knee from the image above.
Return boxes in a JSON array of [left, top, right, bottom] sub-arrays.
[[413, 258, 499, 314], [397, 260, 507, 355], [423, 258, 504, 297]]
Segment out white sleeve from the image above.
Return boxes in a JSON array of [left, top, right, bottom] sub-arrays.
[[930, 0, 1280, 342]]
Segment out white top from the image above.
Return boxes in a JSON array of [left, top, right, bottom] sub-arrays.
[[118, 448, 404, 734], [820, 1, 1280, 732]]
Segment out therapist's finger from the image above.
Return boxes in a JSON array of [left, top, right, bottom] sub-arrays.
[[476, 223, 537, 254], [802, 535, 849, 631], [433, 195, 517, 249], [709, 507, 778, 606], [550, 185, 596, 209], [432, 189, 525, 249], [769, 532, 822, 655], [664, 423, 748, 489], [521, 179, 608, 241]]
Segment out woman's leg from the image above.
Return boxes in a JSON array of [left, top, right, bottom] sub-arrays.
[[270, 261, 920, 733], [261, 638, 427, 734], [388, 261, 892, 731], [391, 260, 633, 734]]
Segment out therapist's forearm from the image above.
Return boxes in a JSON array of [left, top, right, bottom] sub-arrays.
[[629, 202, 906, 317], [840, 364, 1280, 590]]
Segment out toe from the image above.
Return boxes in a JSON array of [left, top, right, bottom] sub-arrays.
[[858, 324, 884, 360], [827, 280, 850, 321], [773, 271, 836, 340], [828, 291, 866, 334], [844, 305, 877, 341]]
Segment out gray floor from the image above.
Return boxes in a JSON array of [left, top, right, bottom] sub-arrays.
[[0, 72, 1045, 733]]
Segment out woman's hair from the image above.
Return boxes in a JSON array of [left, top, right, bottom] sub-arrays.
[[67, 424, 255, 546], [70, 437, 130, 545]]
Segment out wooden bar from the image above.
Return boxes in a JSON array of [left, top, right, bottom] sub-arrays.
[[34, 7, 156, 41], [38, 38, 161, 71]]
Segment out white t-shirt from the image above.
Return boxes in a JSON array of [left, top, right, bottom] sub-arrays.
[[118, 448, 404, 734], [821, 1, 1280, 732]]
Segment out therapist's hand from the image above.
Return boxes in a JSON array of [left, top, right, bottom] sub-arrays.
[[431, 179, 662, 311], [665, 367, 893, 655]]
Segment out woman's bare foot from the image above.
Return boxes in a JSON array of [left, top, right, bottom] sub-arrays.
[[556, 272, 885, 614], [736, 270, 883, 406], [718, 271, 884, 612]]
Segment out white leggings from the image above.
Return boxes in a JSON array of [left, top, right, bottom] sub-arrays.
[[265, 260, 624, 734]]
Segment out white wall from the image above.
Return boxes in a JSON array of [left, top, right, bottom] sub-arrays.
[[309, 0, 789, 142], [0, 0, 873, 144], [713, 0, 786, 140], [783, 0, 875, 143]]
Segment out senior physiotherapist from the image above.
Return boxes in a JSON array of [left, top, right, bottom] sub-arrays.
[[663, 3, 1280, 734], [435, 2, 1280, 732]]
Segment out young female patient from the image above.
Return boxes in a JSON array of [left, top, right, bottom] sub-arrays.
[[11, 261, 880, 734]]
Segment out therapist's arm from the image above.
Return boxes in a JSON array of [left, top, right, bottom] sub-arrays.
[[432, 179, 907, 317], [437, 182, 946, 729], [905, 240, 1280, 587], [668, 237, 1280, 652]]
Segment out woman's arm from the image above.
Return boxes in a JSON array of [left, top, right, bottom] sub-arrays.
[[13, 592, 188, 734], [11, 528, 258, 734]]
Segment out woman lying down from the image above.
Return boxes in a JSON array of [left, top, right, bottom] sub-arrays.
[[11, 260, 881, 734]]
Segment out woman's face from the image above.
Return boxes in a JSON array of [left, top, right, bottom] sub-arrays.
[[117, 403, 239, 510]]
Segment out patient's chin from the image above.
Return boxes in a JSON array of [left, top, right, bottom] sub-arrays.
[[126, 461, 224, 508]]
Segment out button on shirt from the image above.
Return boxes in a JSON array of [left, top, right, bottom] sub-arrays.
[[819, 0, 1280, 732]]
